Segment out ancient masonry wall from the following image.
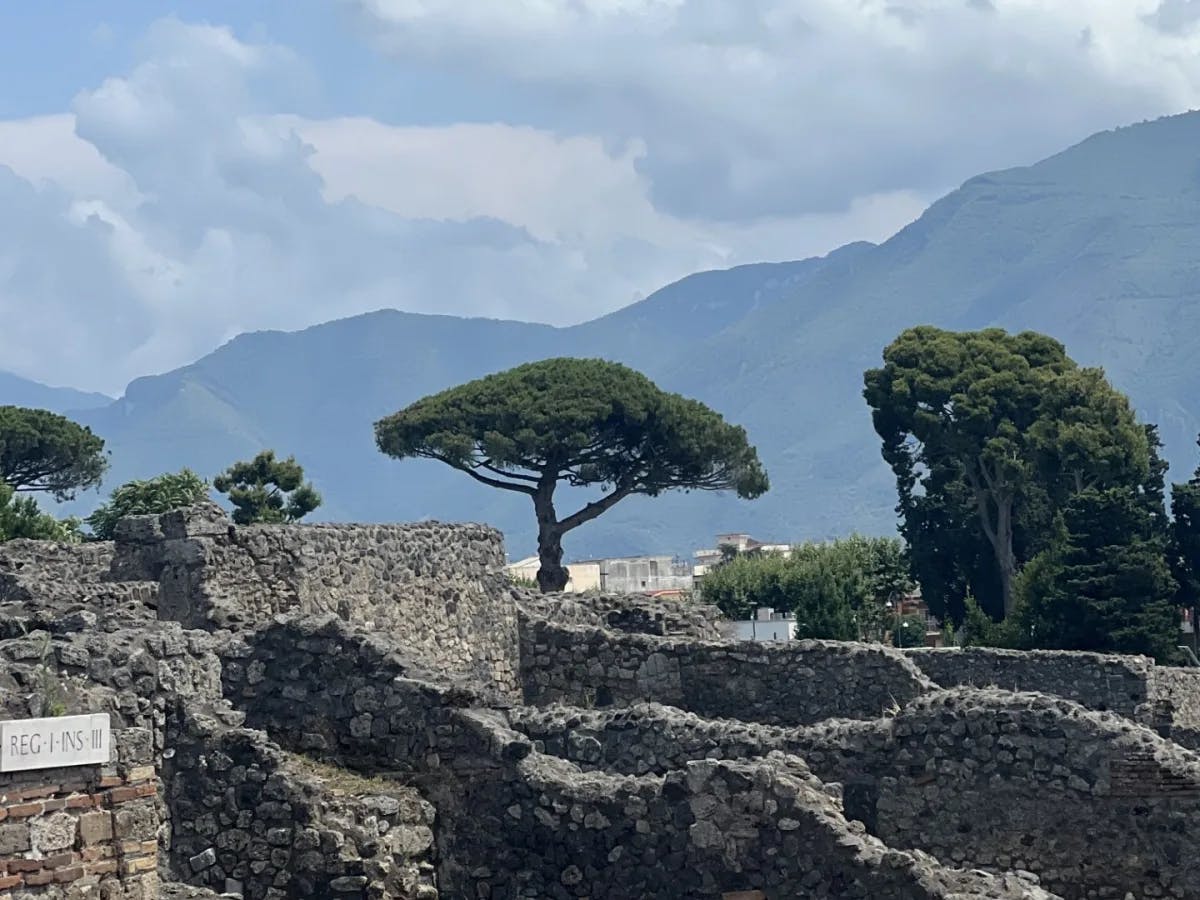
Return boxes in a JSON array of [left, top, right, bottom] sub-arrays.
[[880, 690, 1200, 899], [0, 541, 156, 637], [164, 708, 437, 900], [507, 702, 880, 779], [115, 504, 522, 698], [0, 756, 159, 899], [0, 621, 226, 900], [508, 689, 1200, 900], [422, 711, 1054, 900], [218, 615, 493, 775], [905, 646, 1159, 717], [520, 620, 933, 726]]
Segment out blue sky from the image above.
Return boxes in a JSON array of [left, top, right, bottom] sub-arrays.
[[1, 1, 1197, 394]]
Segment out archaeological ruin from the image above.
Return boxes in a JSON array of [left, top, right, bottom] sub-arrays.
[[3, 502, 1200, 898]]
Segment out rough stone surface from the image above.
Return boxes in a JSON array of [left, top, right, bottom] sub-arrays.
[[165, 708, 436, 900], [0, 540, 157, 637], [520, 619, 934, 725], [113, 502, 521, 696], [9, 504, 1200, 900]]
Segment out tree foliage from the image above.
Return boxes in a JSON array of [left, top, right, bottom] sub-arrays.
[[892, 614, 928, 649], [375, 358, 768, 592], [699, 536, 911, 642], [213, 451, 321, 526], [0, 406, 108, 500], [84, 469, 211, 540], [1171, 434, 1200, 646], [1019, 487, 1178, 661], [0, 484, 83, 543], [864, 327, 1150, 620]]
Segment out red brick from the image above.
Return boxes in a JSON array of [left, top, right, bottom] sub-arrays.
[[97, 776, 122, 789], [66, 794, 99, 810], [53, 867, 85, 884], [4, 803, 42, 819], [14, 785, 59, 802], [0, 808, 7, 822], [80, 846, 115, 863], [43, 853, 78, 870], [7, 862, 43, 875], [106, 784, 156, 805], [23, 870, 55, 887], [0, 875, 23, 890]]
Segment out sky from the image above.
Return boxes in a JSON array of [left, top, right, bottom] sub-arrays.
[[2, 1, 1200, 395]]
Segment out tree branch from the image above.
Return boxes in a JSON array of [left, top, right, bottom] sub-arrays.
[[415, 450, 536, 494], [476, 460, 540, 483], [557, 484, 636, 532], [964, 466, 999, 547]]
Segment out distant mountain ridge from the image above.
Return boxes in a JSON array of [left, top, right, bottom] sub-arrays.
[[7, 111, 1200, 560], [0, 372, 112, 414]]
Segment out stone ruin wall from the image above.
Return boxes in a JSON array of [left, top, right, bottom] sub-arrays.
[[111, 504, 522, 699], [7, 503, 1200, 899], [164, 707, 438, 900], [520, 619, 934, 726], [510, 692, 1200, 899]]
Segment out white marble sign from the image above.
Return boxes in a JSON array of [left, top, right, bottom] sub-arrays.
[[0, 713, 111, 772]]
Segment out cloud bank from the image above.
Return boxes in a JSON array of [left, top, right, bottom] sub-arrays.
[[3, 3, 1200, 393]]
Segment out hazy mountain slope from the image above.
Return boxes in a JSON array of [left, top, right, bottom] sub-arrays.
[[0, 371, 112, 414], [649, 110, 1200, 546], [47, 111, 1200, 559], [66, 251, 857, 543]]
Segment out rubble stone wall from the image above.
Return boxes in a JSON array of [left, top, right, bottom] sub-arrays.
[[520, 621, 933, 726], [868, 690, 1200, 899], [904, 646, 1157, 717], [115, 505, 521, 696], [218, 615, 498, 776], [508, 702, 884, 781], [0, 541, 156, 637], [1149, 665, 1200, 730], [429, 712, 1053, 900], [164, 709, 438, 900]]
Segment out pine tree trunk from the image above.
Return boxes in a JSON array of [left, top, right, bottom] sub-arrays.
[[533, 486, 568, 593], [996, 495, 1017, 617]]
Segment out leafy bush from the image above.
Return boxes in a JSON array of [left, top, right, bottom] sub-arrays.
[[700, 535, 912, 641], [0, 484, 83, 542], [85, 469, 210, 540], [892, 613, 928, 649]]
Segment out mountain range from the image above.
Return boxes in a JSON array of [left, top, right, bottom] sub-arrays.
[[5, 110, 1200, 561]]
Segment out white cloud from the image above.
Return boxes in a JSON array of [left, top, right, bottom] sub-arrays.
[[351, 0, 1200, 221], [0, 17, 928, 395]]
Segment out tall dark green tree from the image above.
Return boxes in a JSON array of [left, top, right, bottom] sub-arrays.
[[864, 327, 1150, 619], [1171, 434, 1200, 650], [1021, 487, 1178, 660], [375, 358, 768, 592], [0, 406, 107, 500], [213, 451, 322, 526]]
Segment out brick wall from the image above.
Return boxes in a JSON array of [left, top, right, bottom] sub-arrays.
[[0, 762, 158, 900]]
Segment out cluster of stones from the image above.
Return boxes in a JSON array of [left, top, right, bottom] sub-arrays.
[[166, 709, 437, 900], [5, 503, 1200, 898], [519, 619, 934, 726]]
